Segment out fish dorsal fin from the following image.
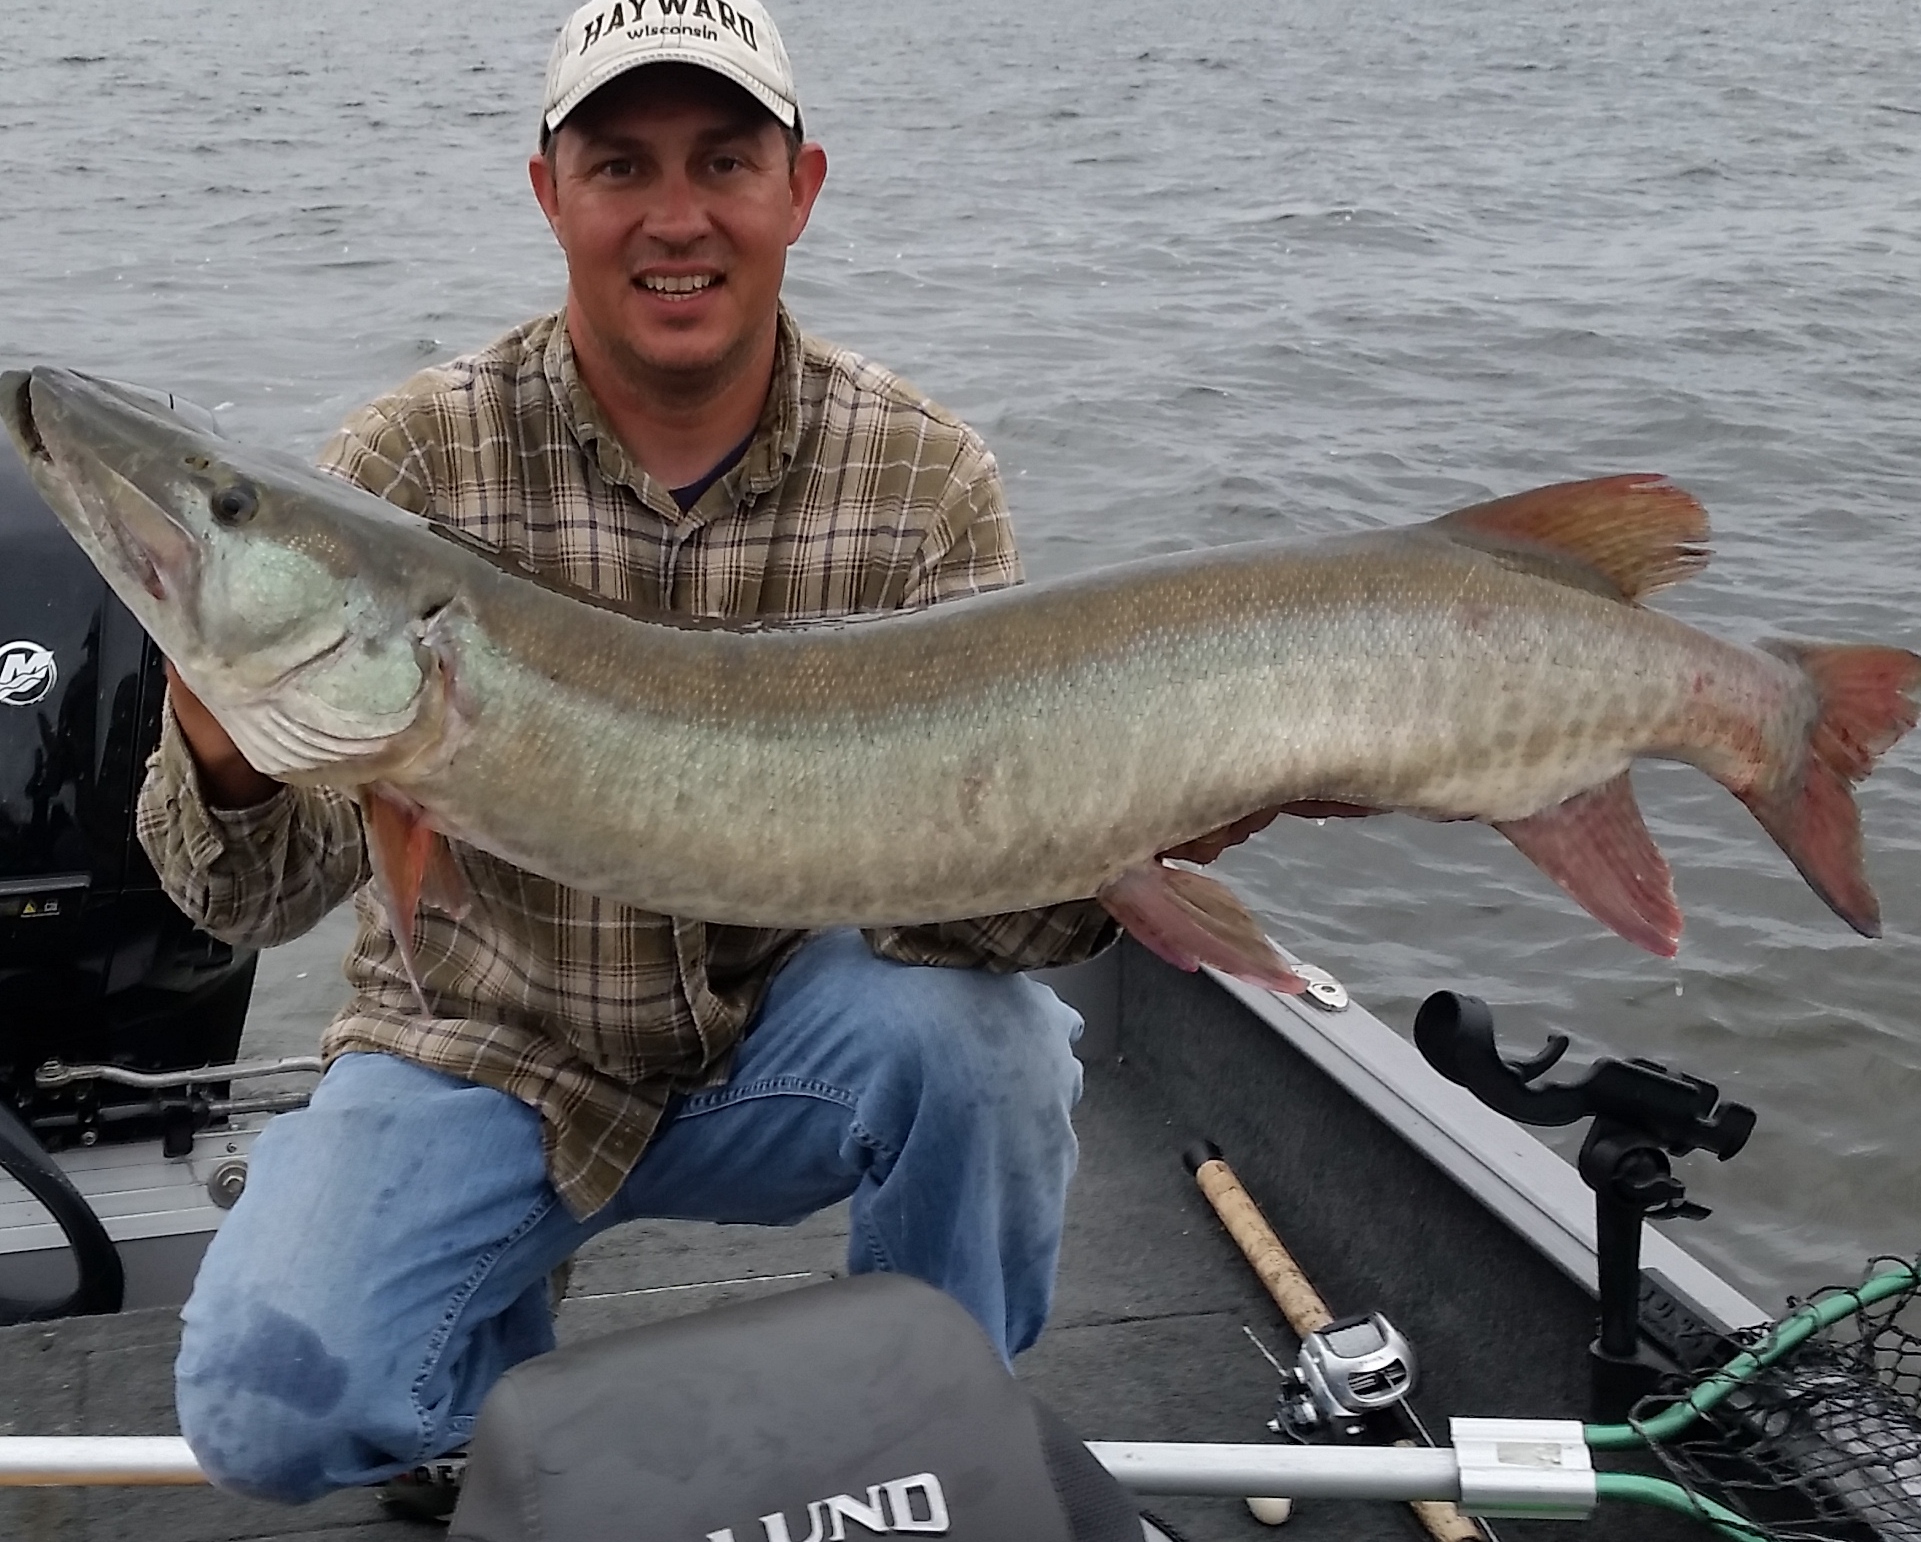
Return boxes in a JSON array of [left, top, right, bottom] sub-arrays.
[[1433, 474, 1711, 602]]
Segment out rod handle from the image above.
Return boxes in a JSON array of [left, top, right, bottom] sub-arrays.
[[1189, 1154, 1333, 1336]]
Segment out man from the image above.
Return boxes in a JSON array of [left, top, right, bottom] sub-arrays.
[[143, 0, 1283, 1509], [141, 0, 1121, 1509]]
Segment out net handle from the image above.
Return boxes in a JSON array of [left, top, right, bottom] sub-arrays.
[[1584, 1260, 1918, 1452], [1595, 1472, 1767, 1542]]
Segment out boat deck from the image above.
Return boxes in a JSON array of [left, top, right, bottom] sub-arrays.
[[0, 940, 1719, 1542]]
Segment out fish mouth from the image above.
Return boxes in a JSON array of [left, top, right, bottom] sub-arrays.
[[100, 474, 187, 604], [3, 372, 53, 467], [3, 368, 201, 607]]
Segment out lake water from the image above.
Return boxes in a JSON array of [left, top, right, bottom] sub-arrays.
[[2, 0, 1917, 1311]]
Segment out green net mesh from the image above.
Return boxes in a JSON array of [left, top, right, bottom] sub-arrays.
[[1642, 1258, 1921, 1542]]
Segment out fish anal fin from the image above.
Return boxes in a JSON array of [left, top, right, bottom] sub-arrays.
[[359, 785, 452, 1009], [1098, 862, 1308, 994], [1739, 641, 1921, 936], [1436, 474, 1710, 602], [1496, 773, 1682, 957]]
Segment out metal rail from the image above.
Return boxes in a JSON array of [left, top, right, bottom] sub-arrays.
[[0, 1433, 1594, 1518], [0, 1438, 206, 1486], [1089, 1442, 1462, 1499], [33, 1056, 324, 1090], [0, 1438, 1463, 1495]]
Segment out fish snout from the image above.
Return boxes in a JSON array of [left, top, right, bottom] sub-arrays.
[[0, 370, 50, 468]]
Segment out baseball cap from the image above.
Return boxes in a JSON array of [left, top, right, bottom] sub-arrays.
[[541, 0, 801, 141]]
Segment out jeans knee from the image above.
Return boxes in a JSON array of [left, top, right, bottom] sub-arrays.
[[890, 970, 1084, 1130], [176, 1297, 378, 1503], [178, 1373, 347, 1504], [995, 981, 1084, 1119]]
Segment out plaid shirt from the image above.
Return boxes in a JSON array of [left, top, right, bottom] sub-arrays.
[[136, 307, 1115, 1216]]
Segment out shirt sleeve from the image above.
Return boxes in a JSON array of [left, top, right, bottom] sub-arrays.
[[133, 696, 371, 950], [867, 434, 1121, 973], [316, 400, 437, 512], [896, 433, 1026, 609]]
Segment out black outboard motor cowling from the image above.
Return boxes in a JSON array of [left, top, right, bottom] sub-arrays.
[[0, 404, 254, 1150]]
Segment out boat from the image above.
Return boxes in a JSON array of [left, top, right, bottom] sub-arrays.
[[0, 420, 1914, 1542]]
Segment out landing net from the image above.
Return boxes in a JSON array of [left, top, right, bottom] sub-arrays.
[[1635, 1257, 1921, 1542]]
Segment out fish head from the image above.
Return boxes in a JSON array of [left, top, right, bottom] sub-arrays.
[[1, 366, 453, 783]]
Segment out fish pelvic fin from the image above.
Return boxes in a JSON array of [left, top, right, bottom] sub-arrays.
[[360, 785, 471, 1011], [1434, 474, 1710, 603], [1098, 862, 1308, 994], [1495, 772, 1682, 956], [1738, 641, 1921, 937]]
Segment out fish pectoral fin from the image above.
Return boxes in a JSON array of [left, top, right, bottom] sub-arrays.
[[360, 785, 460, 1011], [421, 834, 473, 922], [1495, 772, 1682, 957], [1098, 862, 1307, 994], [1433, 475, 1710, 602]]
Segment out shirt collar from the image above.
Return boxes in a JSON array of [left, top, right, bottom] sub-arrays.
[[545, 305, 806, 523]]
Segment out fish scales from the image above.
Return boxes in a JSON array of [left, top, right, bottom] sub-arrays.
[[416, 534, 1795, 925]]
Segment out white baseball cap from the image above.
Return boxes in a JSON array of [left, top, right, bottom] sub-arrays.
[[541, 0, 801, 141]]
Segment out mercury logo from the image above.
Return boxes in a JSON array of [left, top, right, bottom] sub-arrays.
[[704, 1471, 950, 1541], [0, 641, 57, 707]]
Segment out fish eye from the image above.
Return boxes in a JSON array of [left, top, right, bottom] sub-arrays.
[[210, 481, 258, 526]]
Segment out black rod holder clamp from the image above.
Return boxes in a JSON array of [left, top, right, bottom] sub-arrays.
[[1414, 991, 1756, 1420]]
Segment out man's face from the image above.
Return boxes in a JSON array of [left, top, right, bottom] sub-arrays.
[[530, 69, 827, 397]]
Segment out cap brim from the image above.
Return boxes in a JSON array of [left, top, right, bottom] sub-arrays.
[[544, 51, 798, 137]]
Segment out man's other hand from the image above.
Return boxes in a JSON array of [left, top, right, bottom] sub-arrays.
[[1159, 801, 1379, 866], [164, 661, 281, 810]]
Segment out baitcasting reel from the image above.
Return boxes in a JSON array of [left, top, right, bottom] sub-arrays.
[[1271, 1312, 1419, 1443]]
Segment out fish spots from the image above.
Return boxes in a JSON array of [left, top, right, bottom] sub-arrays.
[[1519, 724, 1562, 769]]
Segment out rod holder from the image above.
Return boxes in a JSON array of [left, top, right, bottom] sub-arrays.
[[1413, 992, 1755, 1421]]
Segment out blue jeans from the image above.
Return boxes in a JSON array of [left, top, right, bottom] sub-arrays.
[[173, 930, 1084, 1504]]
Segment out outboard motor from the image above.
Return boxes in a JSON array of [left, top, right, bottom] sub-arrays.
[[0, 399, 257, 1318], [450, 1274, 1154, 1542]]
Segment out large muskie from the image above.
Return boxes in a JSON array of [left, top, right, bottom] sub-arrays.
[[5, 366, 1917, 996]]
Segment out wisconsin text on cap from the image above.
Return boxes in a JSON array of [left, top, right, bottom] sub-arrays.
[[576, 0, 765, 56]]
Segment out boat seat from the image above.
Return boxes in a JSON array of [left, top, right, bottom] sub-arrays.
[[448, 1272, 1145, 1542]]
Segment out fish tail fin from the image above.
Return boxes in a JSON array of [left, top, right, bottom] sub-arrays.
[[1098, 861, 1308, 994], [1739, 641, 1921, 936]]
